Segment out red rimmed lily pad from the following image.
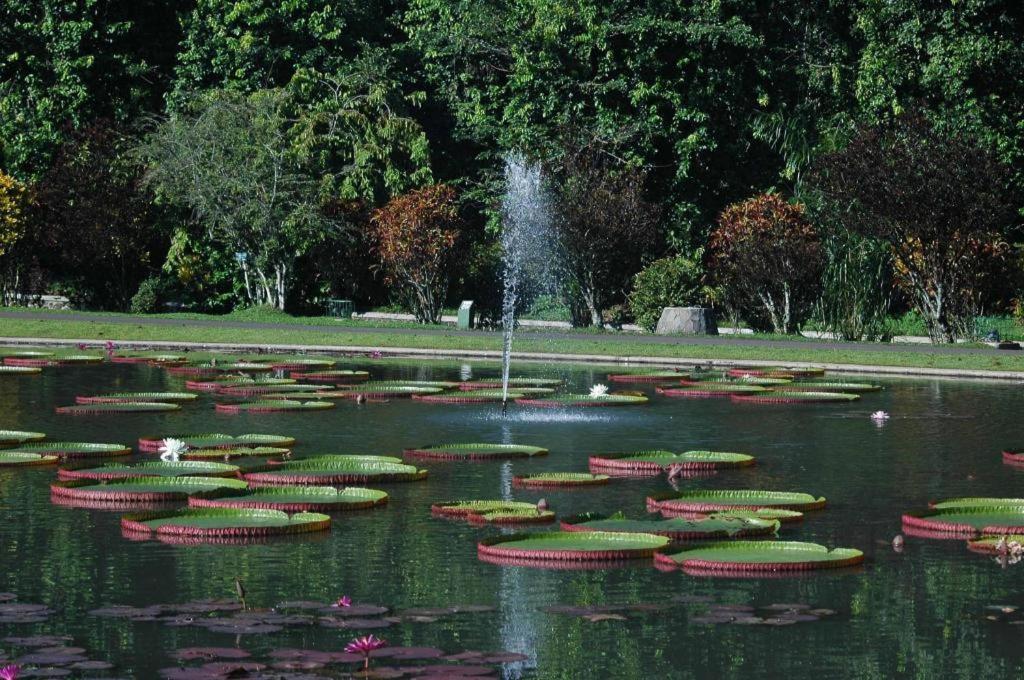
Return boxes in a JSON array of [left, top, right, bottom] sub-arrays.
[[8, 442, 131, 458], [336, 383, 445, 399], [902, 505, 1024, 538], [0, 451, 59, 467], [185, 377, 297, 392], [432, 500, 553, 525], [181, 446, 291, 460], [656, 384, 768, 398], [56, 402, 181, 414], [730, 391, 859, 404], [215, 383, 332, 397], [0, 365, 43, 374], [288, 369, 371, 384], [51, 477, 249, 503], [190, 486, 388, 512], [243, 456, 427, 485], [0, 429, 45, 447], [516, 394, 648, 408], [138, 433, 296, 453], [122, 507, 331, 538], [458, 378, 563, 389], [478, 531, 669, 564], [560, 512, 780, 540], [57, 460, 239, 482], [512, 473, 609, 488], [647, 490, 826, 515], [412, 390, 524, 404], [75, 392, 198, 404], [606, 371, 684, 383], [589, 450, 754, 475], [655, 540, 863, 574], [404, 443, 548, 461], [214, 400, 335, 413], [727, 367, 824, 379]]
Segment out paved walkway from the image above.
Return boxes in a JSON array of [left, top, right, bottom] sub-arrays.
[[0, 309, 1013, 358]]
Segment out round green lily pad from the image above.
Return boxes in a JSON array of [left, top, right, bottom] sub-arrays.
[[56, 402, 181, 414], [244, 455, 427, 485], [413, 390, 525, 404], [589, 450, 755, 475], [337, 383, 445, 398], [967, 535, 1024, 554], [902, 506, 1024, 537], [607, 371, 684, 383], [404, 443, 548, 461], [289, 370, 371, 383], [121, 507, 330, 538], [929, 497, 1024, 510], [51, 476, 249, 503], [182, 446, 291, 460], [57, 460, 240, 482], [138, 433, 296, 452], [2, 350, 53, 358], [215, 400, 335, 413], [111, 353, 186, 364], [262, 391, 362, 400], [76, 392, 198, 404], [708, 508, 805, 524], [560, 512, 779, 540], [647, 490, 826, 515], [190, 486, 388, 512], [516, 394, 649, 407], [513, 473, 609, 488], [773, 381, 881, 393], [217, 383, 331, 396], [459, 378, 563, 389], [657, 384, 768, 398], [10, 442, 132, 458], [730, 391, 860, 404], [728, 367, 824, 378], [478, 531, 669, 564], [0, 430, 46, 447], [0, 452, 59, 467], [53, 354, 105, 364], [432, 500, 553, 525], [0, 365, 42, 374], [655, 540, 863, 573], [185, 377, 297, 391], [267, 358, 336, 370]]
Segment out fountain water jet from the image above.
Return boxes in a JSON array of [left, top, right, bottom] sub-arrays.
[[500, 153, 555, 414]]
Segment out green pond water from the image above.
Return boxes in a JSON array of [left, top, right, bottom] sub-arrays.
[[1, 359, 1023, 677]]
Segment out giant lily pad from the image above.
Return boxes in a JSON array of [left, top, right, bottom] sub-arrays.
[[657, 384, 768, 398], [216, 383, 331, 396], [655, 540, 863, 573], [606, 371, 684, 383], [56, 402, 181, 414], [730, 391, 859, 404], [516, 394, 648, 408], [477, 531, 669, 563], [337, 383, 445, 399], [413, 390, 524, 404], [967, 535, 1024, 554], [678, 376, 792, 387], [288, 370, 371, 383], [51, 477, 248, 503], [728, 367, 825, 379], [929, 497, 1024, 510], [121, 508, 330, 538], [76, 392, 198, 404], [189, 486, 388, 512], [244, 456, 427, 485], [111, 353, 186, 364], [560, 512, 779, 540], [0, 430, 46, 447], [647, 490, 826, 515], [0, 452, 58, 467], [57, 460, 240, 482], [185, 377, 297, 392], [215, 400, 334, 413], [432, 500, 553, 524], [459, 378, 563, 389], [772, 381, 881, 393], [589, 450, 755, 475], [404, 443, 548, 461], [0, 365, 42, 374], [266, 358, 336, 371], [138, 433, 296, 453], [10, 442, 131, 458], [1002, 450, 1024, 466], [182, 446, 291, 461], [513, 473, 609, 488], [902, 506, 1024, 537]]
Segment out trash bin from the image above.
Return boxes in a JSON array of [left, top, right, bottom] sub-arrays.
[[457, 300, 476, 330], [326, 299, 354, 319]]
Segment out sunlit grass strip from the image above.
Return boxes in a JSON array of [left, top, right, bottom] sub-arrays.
[[654, 540, 864, 574], [121, 507, 331, 538], [57, 460, 240, 482], [647, 490, 827, 515], [516, 394, 649, 407], [11, 442, 132, 458], [477, 531, 669, 563], [730, 391, 860, 404], [57, 402, 181, 414], [559, 512, 780, 540], [588, 450, 755, 475], [512, 473, 609, 488], [404, 443, 549, 460], [137, 433, 296, 452], [51, 476, 249, 503], [189, 486, 388, 512], [214, 400, 335, 413], [0, 452, 59, 467], [111, 353, 186, 364], [76, 392, 199, 404]]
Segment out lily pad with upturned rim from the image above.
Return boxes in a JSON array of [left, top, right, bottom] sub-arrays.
[[929, 497, 1024, 510], [9, 442, 132, 458], [967, 535, 1024, 554], [51, 476, 249, 503], [730, 391, 859, 404], [512, 473, 609, 488], [678, 376, 792, 387], [589, 450, 755, 475], [57, 460, 240, 482], [181, 446, 291, 460], [431, 500, 554, 525], [560, 512, 779, 540], [606, 371, 684, 383], [647, 490, 826, 515], [121, 507, 330, 538], [728, 367, 825, 379], [56, 402, 181, 414], [288, 369, 371, 383], [184, 377, 297, 392], [215, 400, 335, 413], [0, 452, 59, 467], [0, 430, 46, 447], [413, 390, 525, 404], [404, 443, 548, 461], [655, 540, 863, 573], [243, 456, 427, 485], [336, 383, 445, 399], [190, 486, 388, 512], [0, 365, 42, 374], [657, 384, 768, 398], [516, 394, 649, 408], [772, 381, 881, 393], [458, 378, 563, 389], [137, 433, 296, 453], [902, 506, 1024, 537], [266, 358, 336, 371], [477, 531, 669, 563], [76, 392, 199, 404], [216, 383, 332, 396]]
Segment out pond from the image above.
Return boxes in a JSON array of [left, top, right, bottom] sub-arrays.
[[0, 357, 1022, 678]]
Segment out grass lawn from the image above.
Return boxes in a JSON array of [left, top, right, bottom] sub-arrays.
[[2, 309, 1024, 374]]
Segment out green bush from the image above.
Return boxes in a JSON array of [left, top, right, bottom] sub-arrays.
[[130, 277, 163, 314], [628, 256, 707, 331]]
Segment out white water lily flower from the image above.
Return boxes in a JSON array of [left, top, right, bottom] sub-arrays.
[[589, 384, 609, 398], [870, 411, 889, 421], [158, 437, 188, 462]]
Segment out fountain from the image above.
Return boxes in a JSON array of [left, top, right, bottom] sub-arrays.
[[499, 153, 555, 414]]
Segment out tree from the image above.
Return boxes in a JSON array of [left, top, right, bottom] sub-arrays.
[[811, 112, 1015, 343], [554, 144, 662, 327], [139, 89, 338, 310], [31, 121, 164, 310], [0, 171, 29, 303], [369, 184, 464, 324], [708, 193, 823, 334]]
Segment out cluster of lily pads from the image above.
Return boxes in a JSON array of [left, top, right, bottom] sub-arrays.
[[902, 496, 1024, 562]]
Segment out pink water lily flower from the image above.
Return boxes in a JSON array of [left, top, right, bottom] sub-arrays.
[[333, 595, 352, 608], [1, 664, 21, 680], [345, 634, 387, 669]]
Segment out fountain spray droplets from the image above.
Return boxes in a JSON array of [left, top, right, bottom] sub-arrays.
[[500, 153, 556, 410]]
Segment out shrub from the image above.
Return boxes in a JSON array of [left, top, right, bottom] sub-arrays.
[[130, 277, 163, 314], [0, 171, 27, 259], [628, 256, 708, 332], [708, 193, 824, 334]]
